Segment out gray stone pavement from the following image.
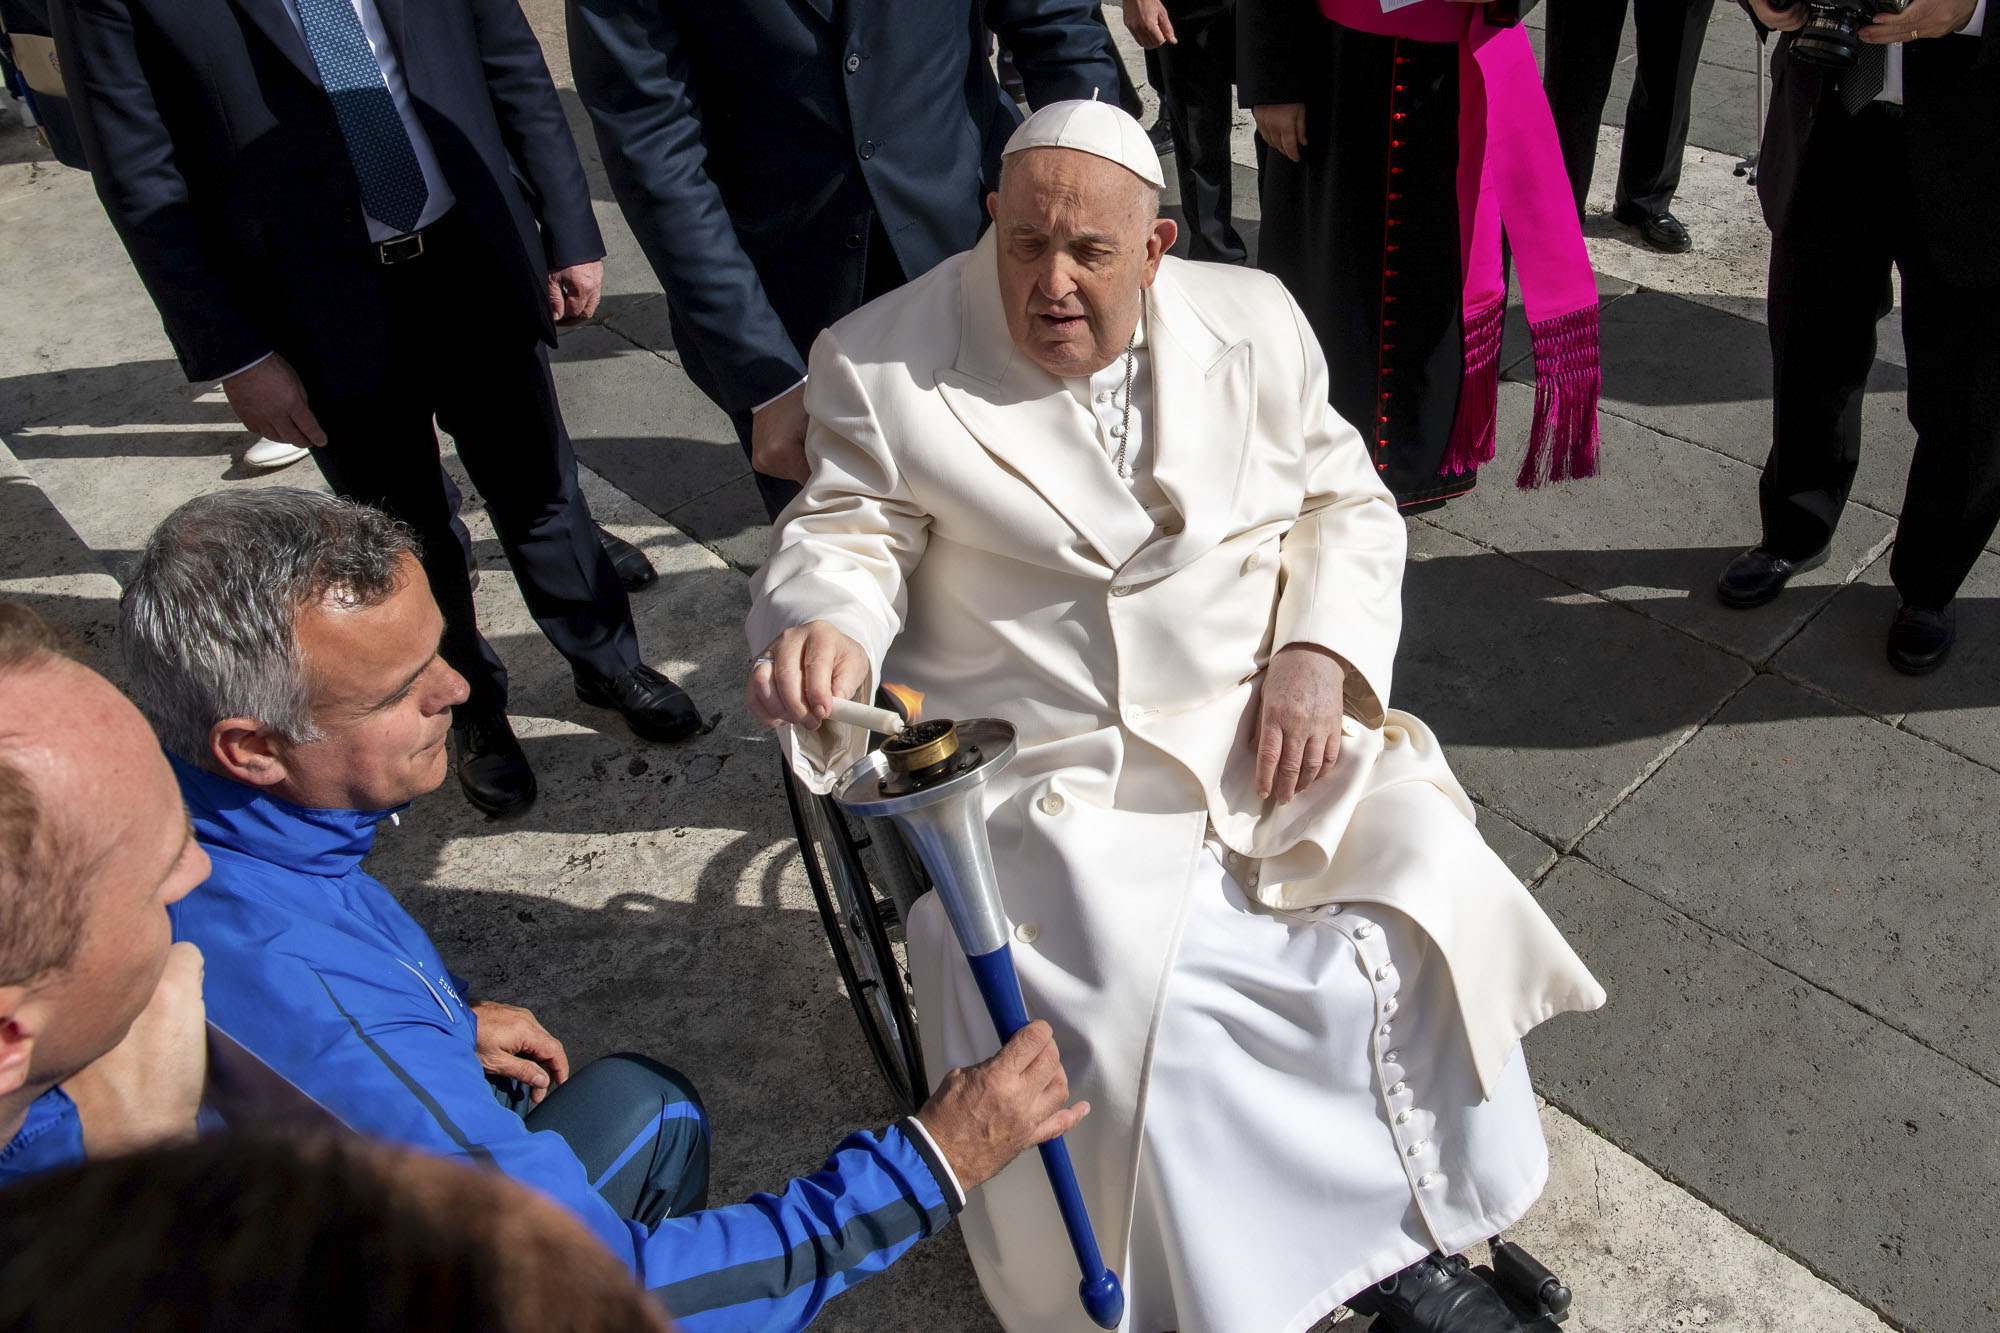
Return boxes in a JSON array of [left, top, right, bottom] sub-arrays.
[[3, 7, 1995, 1331]]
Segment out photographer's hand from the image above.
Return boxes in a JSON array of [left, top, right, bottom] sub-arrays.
[[1861, 0, 1979, 43], [1746, 0, 1808, 31]]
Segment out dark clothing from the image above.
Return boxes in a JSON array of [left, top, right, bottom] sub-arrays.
[[1756, 28, 2000, 609], [569, 0, 1117, 517], [53, 0, 633, 714], [495, 1054, 712, 1226], [169, 757, 961, 1333], [1154, 0, 1247, 263], [296, 215, 635, 712], [1241, 0, 1472, 508], [1545, 0, 1715, 218]]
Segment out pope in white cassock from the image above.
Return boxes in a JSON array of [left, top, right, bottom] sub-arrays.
[[745, 100, 1607, 1333]]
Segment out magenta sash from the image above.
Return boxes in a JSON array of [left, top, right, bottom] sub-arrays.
[[1319, 0, 1601, 486]]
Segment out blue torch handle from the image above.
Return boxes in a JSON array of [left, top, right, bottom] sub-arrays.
[[966, 945, 1125, 1330]]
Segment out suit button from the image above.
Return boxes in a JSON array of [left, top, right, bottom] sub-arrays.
[[844, 233, 864, 250], [1014, 921, 1041, 944], [1109, 584, 1132, 597], [1241, 551, 1261, 575], [846, 53, 862, 73], [858, 140, 876, 160], [336, 203, 359, 224], [1038, 793, 1065, 816]]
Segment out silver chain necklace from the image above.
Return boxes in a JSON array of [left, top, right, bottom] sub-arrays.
[[1113, 332, 1137, 479]]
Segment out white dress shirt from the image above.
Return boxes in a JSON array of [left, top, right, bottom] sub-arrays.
[[1881, 0, 1987, 103]]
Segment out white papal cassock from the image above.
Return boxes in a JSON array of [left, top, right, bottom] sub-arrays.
[[748, 230, 1605, 1333]]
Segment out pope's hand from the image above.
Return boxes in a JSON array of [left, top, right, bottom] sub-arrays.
[[748, 621, 872, 729], [1253, 643, 1349, 806]]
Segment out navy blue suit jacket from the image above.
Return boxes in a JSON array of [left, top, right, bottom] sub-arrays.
[[568, 0, 1117, 416], [52, 0, 603, 390]]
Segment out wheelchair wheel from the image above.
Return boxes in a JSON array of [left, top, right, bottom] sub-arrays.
[[782, 764, 929, 1112]]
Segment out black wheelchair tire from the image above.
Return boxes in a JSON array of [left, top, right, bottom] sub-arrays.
[[782, 763, 929, 1113]]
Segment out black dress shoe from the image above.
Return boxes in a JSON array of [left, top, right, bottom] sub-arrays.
[[1611, 203, 1693, 254], [575, 663, 702, 743], [1148, 119, 1176, 157], [1887, 602, 1956, 675], [595, 523, 658, 591], [1347, 1253, 1525, 1333], [450, 710, 537, 818], [1716, 544, 1829, 609]]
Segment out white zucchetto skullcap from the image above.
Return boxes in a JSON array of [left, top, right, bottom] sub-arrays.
[[1000, 97, 1165, 189]]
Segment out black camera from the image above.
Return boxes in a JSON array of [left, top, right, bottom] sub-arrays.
[[1779, 0, 1907, 71]]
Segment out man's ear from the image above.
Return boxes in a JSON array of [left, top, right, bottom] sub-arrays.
[[0, 998, 35, 1099], [208, 719, 288, 789], [986, 191, 1000, 222], [1141, 216, 1178, 286]]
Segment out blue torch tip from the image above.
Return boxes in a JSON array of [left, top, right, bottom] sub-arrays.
[[1079, 1271, 1124, 1329]]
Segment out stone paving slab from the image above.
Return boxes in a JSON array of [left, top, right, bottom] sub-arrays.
[[1581, 673, 2000, 1085], [1398, 522, 1753, 848], [1774, 551, 2000, 770], [0, 436, 124, 669], [1478, 803, 1561, 886], [1431, 382, 1896, 664], [1528, 857, 2000, 1333]]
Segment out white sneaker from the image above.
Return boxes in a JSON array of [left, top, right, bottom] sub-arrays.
[[242, 437, 309, 469]]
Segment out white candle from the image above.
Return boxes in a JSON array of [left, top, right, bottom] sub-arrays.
[[824, 696, 907, 735]]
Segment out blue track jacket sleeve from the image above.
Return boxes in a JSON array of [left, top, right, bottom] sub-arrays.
[[244, 959, 954, 1332]]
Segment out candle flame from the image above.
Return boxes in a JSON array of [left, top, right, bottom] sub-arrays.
[[881, 682, 925, 725]]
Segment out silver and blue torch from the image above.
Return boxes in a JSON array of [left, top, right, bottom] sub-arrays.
[[833, 716, 1125, 1330]]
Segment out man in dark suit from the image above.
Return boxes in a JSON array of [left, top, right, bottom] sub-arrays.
[[1717, 0, 1997, 674], [51, 0, 700, 820], [1544, 0, 1717, 252], [1123, 0, 1246, 264], [567, 0, 1118, 520]]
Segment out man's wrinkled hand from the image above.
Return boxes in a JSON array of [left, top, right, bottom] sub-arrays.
[[748, 621, 872, 730], [1860, 0, 1978, 42], [917, 1021, 1088, 1193], [750, 382, 811, 484], [62, 942, 206, 1158], [1745, 0, 1808, 31], [547, 260, 604, 326], [1123, 0, 1177, 47], [1252, 104, 1308, 163], [222, 354, 326, 449], [1253, 643, 1349, 806], [472, 1000, 570, 1105]]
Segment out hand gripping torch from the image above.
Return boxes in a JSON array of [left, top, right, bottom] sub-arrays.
[[832, 716, 1125, 1330]]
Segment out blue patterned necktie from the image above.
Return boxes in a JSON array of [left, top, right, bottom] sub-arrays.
[[294, 0, 428, 233]]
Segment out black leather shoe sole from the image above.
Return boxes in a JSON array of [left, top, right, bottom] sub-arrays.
[[1717, 545, 1829, 609], [1887, 605, 1956, 675], [1612, 205, 1692, 254]]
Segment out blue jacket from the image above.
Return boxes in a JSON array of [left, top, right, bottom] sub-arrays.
[[169, 757, 958, 1332], [0, 1087, 82, 1186]]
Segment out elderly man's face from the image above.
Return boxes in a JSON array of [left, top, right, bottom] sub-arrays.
[[275, 553, 469, 812], [2, 662, 210, 1093], [988, 147, 1176, 379]]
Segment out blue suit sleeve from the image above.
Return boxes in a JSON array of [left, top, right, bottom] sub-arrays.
[[291, 967, 953, 1333], [465, 0, 606, 268], [565, 0, 808, 413], [985, 0, 1122, 107]]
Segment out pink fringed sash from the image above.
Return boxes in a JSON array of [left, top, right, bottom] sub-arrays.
[[1321, 0, 1601, 487]]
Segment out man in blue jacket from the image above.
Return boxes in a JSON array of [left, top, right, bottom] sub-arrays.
[[568, 0, 1119, 517], [120, 489, 1085, 1332], [0, 603, 210, 1186]]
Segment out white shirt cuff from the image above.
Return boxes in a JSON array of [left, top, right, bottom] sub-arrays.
[[751, 376, 807, 416], [1965, 0, 1986, 37], [217, 351, 274, 383], [902, 1114, 967, 1208]]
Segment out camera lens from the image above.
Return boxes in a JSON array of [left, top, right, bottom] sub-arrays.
[[1789, 1, 1869, 71]]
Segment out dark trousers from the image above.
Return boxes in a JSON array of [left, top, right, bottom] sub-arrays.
[[495, 1054, 710, 1225], [1544, 0, 1715, 217], [1762, 102, 2000, 610], [1152, 0, 1245, 263], [298, 211, 638, 717]]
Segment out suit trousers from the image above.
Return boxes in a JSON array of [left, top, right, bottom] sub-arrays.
[[1544, 0, 1715, 217], [1151, 0, 1246, 264], [1762, 101, 2000, 610], [296, 211, 639, 715]]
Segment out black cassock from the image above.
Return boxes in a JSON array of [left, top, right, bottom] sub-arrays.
[[1241, 0, 1539, 513]]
